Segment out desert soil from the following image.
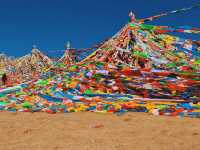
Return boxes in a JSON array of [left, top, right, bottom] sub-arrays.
[[0, 112, 200, 150]]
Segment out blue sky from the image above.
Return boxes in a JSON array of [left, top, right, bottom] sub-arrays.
[[0, 0, 199, 57]]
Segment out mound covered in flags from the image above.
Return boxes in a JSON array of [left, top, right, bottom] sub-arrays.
[[0, 4, 200, 118], [0, 46, 53, 87]]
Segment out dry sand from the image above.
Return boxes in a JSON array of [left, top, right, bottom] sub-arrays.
[[0, 112, 200, 150]]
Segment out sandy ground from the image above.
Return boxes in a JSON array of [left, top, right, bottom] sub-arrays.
[[0, 112, 200, 150]]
